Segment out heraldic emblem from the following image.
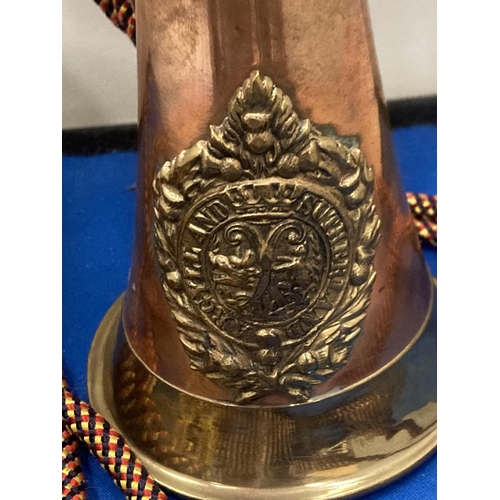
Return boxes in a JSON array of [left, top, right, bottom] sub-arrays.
[[153, 71, 380, 403]]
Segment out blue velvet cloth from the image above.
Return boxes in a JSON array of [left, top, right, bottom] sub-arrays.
[[62, 124, 437, 500]]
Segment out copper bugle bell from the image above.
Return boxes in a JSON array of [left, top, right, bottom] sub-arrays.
[[87, 1, 437, 498]]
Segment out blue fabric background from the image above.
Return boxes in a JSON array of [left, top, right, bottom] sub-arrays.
[[62, 124, 437, 499]]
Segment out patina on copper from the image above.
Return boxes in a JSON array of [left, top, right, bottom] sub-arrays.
[[87, 1, 436, 498]]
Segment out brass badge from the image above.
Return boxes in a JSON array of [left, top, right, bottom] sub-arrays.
[[153, 71, 380, 403]]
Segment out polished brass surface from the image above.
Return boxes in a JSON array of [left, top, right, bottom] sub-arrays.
[[88, 288, 436, 500], [153, 70, 380, 403], [88, 0, 436, 497]]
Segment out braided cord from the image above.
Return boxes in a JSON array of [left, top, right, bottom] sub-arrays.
[[407, 193, 437, 246], [62, 378, 169, 500], [95, 0, 136, 43], [62, 423, 86, 499]]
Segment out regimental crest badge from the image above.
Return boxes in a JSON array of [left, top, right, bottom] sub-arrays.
[[153, 71, 380, 403]]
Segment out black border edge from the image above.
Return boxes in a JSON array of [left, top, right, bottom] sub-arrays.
[[386, 96, 437, 129], [62, 96, 436, 156], [62, 124, 137, 156]]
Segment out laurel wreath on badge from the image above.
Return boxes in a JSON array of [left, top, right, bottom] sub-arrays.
[[153, 71, 380, 403]]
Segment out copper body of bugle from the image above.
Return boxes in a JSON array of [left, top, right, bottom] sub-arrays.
[[88, 1, 437, 499]]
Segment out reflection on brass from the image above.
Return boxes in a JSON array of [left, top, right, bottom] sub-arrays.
[[87, 292, 437, 499], [114, 341, 423, 478], [114, 344, 199, 476], [153, 71, 380, 403]]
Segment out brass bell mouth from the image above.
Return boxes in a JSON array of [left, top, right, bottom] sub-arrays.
[[88, 279, 436, 500]]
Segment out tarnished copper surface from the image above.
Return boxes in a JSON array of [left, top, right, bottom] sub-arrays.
[[122, 0, 432, 403]]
